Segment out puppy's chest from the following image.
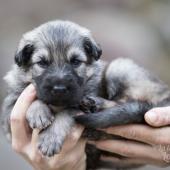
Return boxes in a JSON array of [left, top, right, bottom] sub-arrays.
[[49, 105, 79, 116], [48, 105, 63, 113]]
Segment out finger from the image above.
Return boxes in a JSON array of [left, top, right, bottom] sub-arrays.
[[72, 153, 86, 170], [31, 129, 40, 145], [10, 84, 36, 151], [94, 139, 161, 161], [100, 124, 157, 145], [49, 139, 86, 169], [101, 156, 146, 168], [24, 129, 40, 155], [48, 125, 85, 167], [24, 129, 45, 169], [67, 139, 86, 170], [145, 107, 170, 127], [75, 161, 86, 170], [61, 124, 85, 153], [101, 155, 170, 168]]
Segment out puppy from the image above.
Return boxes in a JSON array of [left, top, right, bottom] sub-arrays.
[[1, 20, 170, 170]]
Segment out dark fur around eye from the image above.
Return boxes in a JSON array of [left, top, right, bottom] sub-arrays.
[[37, 57, 51, 67], [70, 55, 82, 67]]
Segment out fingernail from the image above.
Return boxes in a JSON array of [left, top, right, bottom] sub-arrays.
[[27, 84, 35, 93], [23, 84, 36, 98], [146, 112, 157, 123]]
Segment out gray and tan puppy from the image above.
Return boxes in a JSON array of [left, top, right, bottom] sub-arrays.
[[1, 20, 170, 170]]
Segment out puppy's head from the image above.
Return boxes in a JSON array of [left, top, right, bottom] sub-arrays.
[[15, 20, 102, 107]]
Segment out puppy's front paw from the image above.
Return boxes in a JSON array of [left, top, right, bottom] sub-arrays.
[[80, 96, 103, 113], [26, 100, 54, 130], [38, 130, 64, 157]]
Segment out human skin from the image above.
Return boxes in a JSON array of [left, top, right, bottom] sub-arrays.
[[10, 84, 86, 170], [10, 84, 170, 169], [92, 107, 170, 168]]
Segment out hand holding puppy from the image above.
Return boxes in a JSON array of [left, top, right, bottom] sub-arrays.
[[10, 84, 86, 170], [93, 108, 170, 168]]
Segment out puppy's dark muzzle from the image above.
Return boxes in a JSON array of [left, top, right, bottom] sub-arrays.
[[34, 66, 84, 107]]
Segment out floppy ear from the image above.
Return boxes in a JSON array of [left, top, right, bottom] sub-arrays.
[[83, 37, 102, 61], [15, 44, 35, 67]]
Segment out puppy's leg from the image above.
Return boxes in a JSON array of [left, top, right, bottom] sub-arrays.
[[75, 100, 152, 128], [80, 96, 117, 113], [26, 100, 54, 130], [38, 111, 74, 157]]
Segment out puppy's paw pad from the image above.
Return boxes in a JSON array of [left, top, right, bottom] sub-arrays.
[[38, 132, 63, 157], [80, 96, 102, 113], [81, 96, 95, 106]]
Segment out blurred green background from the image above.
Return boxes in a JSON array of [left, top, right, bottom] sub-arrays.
[[0, 0, 170, 169]]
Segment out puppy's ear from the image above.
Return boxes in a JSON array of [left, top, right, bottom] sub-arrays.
[[83, 38, 102, 61], [15, 44, 35, 67]]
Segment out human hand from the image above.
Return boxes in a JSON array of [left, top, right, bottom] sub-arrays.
[[10, 84, 86, 170], [145, 106, 170, 127], [91, 107, 170, 168]]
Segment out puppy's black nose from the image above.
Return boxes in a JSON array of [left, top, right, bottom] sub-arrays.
[[52, 85, 67, 94]]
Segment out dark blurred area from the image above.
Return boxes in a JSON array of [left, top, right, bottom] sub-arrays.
[[0, 0, 170, 170]]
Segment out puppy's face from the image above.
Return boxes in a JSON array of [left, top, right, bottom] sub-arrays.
[[15, 21, 102, 107]]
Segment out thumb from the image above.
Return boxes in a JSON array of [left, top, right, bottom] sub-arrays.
[[145, 107, 170, 127]]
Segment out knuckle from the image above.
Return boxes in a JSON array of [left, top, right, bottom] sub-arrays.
[[69, 158, 78, 168], [49, 161, 57, 169], [72, 155, 86, 169], [82, 154, 87, 161], [127, 129, 137, 139], [155, 135, 170, 145], [68, 153, 82, 166], [162, 153, 170, 165], [10, 115, 18, 123], [69, 154, 78, 163], [12, 142, 23, 153], [120, 146, 134, 157], [155, 144, 170, 166], [69, 132, 80, 143], [155, 144, 170, 154], [10, 115, 22, 124], [49, 158, 62, 169], [117, 126, 138, 139], [30, 153, 43, 164]]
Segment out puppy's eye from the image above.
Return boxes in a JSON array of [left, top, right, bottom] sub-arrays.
[[70, 57, 82, 67], [36, 57, 50, 67]]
